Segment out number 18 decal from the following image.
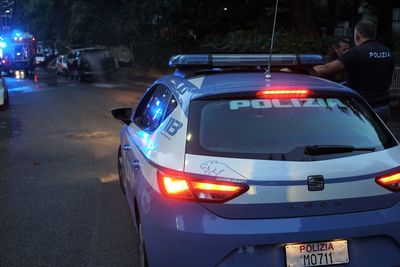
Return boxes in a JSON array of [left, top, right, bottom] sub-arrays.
[[163, 118, 183, 136]]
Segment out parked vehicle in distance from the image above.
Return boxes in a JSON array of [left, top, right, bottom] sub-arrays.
[[67, 47, 116, 81], [5, 32, 37, 78], [112, 54, 400, 267], [0, 76, 9, 110], [35, 53, 45, 65]]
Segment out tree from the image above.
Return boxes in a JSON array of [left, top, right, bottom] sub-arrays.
[[286, 0, 315, 34], [327, 0, 337, 35], [375, 0, 394, 47]]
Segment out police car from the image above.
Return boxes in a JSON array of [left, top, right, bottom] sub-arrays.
[[0, 77, 9, 110], [112, 54, 400, 267]]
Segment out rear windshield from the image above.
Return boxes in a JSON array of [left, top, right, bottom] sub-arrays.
[[186, 96, 397, 161]]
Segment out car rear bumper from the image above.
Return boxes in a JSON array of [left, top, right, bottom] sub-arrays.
[[140, 186, 400, 267]]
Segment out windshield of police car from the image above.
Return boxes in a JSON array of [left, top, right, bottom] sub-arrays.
[[186, 96, 397, 161]]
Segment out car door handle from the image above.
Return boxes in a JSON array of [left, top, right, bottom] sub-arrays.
[[122, 144, 130, 151], [131, 160, 140, 169]]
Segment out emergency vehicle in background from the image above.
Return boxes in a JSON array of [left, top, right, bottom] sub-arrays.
[[0, 31, 37, 79]]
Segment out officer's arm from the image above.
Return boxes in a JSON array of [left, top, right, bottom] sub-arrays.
[[313, 59, 346, 77]]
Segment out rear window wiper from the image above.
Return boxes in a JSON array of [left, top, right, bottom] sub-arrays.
[[304, 145, 376, 155]]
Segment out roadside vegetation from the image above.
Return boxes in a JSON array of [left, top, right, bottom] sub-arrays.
[[16, 0, 399, 68]]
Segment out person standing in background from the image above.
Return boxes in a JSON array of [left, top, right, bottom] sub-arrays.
[[314, 20, 394, 122], [325, 37, 350, 83], [326, 36, 350, 62]]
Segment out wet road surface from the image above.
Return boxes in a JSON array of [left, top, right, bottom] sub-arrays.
[[0, 68, 147, 266]]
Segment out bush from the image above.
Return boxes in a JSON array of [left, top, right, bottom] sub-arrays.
[[130, 29, 332, 69], [200, 30, 269, 52], [199, 30, 330, 54], [274, 31, 331, 54], [132, 38, 173, 68]]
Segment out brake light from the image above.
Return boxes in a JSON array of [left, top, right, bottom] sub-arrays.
[[191, 181, 240, 192], [257, 89, 311, 98], [163, 177, 190, 194], [158, 171, 249, 203], [376, 172, 400, 192]]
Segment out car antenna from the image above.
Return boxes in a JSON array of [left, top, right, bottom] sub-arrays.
[[265, 0, 279, 80]]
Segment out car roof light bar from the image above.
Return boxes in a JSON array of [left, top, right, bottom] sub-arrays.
[[169, 54, 324, 68]]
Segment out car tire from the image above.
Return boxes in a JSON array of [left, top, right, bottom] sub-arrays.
[[138, 220, 149, 267], [117, 146, 126, 195]]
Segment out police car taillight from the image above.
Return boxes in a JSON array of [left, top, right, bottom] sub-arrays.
[[257, 89, 311, 98], [376, 172, 400, 192], [157, 171, 249, 203]]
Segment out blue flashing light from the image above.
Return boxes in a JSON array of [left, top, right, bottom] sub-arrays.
[[152, 108, 162, 120], [0, 41, 6, 48], [299, 54, 324, 65], [11, 30, 24, 40], [169, 54, 210, 67]]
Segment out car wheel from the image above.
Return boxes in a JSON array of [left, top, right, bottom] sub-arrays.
[[117, 146, 126, 195], [138, 220, 149, 267]]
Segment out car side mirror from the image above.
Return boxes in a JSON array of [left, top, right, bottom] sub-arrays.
[[111, 107, 133, 125]]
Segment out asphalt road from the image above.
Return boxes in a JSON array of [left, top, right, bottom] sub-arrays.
[[0, 68, 400, 267], [0, 68, 147, 266]]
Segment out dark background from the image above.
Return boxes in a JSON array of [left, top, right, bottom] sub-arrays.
[[5, 0, 400, 68]]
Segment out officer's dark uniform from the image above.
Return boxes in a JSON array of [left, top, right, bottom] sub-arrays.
[[338, 40, 394, 121]]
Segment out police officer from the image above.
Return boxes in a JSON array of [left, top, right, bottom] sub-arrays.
[[314, 20, 394, 122]]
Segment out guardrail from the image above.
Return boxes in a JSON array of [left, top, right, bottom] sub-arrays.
[[390, 66, 400, 98]]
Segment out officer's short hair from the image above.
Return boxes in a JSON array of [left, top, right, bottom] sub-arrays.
[[355, 20, 376, 39], [333, 36, 350, 48]]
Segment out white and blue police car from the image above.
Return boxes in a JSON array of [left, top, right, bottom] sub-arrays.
[[112, 54, 400, 267]]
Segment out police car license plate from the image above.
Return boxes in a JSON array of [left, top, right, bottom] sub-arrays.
[[285, 240, 349, 267]]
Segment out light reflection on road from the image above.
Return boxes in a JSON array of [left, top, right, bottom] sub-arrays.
[[5, 77, 46, 93]]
